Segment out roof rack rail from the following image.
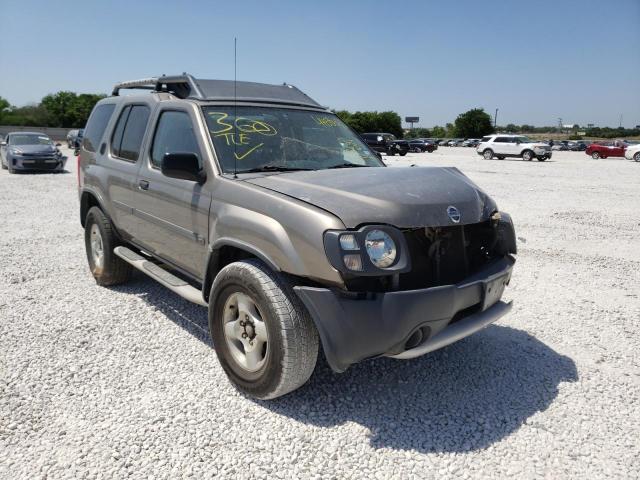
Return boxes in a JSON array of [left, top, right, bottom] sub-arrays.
[[111, 73, 323, 108], [112, 73, 204, 99]]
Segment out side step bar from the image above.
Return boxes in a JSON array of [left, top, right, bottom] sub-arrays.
[[114, 246, 208, 307]]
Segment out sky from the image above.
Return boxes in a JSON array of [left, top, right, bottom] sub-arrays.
[[1, 0, 639, 128]]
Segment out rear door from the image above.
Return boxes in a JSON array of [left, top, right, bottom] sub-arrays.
[[131, 105, 211, 278], [493, 136, 517, 155], [102, 103, 151, 234]]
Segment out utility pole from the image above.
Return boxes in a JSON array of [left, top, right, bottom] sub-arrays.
[[494, 108, 498, 129], [619, 114, 623, 128]]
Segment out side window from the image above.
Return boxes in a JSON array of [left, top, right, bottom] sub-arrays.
[[481, 136, 492, 142], [494, 137, 511, 143], [83, 104, 116, 152], [150, 111, 200, 169], [110, 106, 131, 158], [117, 105, 150, 162]]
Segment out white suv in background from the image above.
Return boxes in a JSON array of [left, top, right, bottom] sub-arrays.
[[624, 143, 640, 162], [476, 134, 552, 161]]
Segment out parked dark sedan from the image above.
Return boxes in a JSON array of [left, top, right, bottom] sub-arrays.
[[1, 132, 66, 173], [361, 133, 410, 156], [408, 138, 438, 153]]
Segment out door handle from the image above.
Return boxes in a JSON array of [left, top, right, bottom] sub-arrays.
[[138, 180, 149, 190]]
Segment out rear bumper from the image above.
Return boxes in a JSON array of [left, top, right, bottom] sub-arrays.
[[294, 256, 515, 372]]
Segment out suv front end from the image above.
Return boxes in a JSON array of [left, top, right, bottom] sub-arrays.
[[295, 212, 516, 372]]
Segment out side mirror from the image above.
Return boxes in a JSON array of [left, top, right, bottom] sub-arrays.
[[0, 141, 6, 146], [161, 152, 206, 184]]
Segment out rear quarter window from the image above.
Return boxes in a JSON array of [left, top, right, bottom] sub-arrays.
[[83, 104, 116, 152], [481, 136, 492, 142]]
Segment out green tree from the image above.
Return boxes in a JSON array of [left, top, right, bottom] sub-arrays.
[[505, 123, 518, 132], [334, 110, 403, 138], [453, 108, 494, 138], [520, 124, 534, 133], [0, 96, 10, 123], [445, 123, 456, 137], [431, 125, 446, 137], [41, 91, 78, 127]]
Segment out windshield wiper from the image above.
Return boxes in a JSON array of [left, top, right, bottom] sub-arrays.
[[325, 163, 370, 169], [237, 165, 314, 173]]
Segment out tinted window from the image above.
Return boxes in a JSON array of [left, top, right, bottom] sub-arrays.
[[481, 136, 492, 142], [151, 111, 200, 169], [118, 105, 150, 161], [83, 104, 115, 152], [111, 106, 131, 157], [494, 137, 513, 143]]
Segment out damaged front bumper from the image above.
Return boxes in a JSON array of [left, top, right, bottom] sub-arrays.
[[294, 255, 515, 373]]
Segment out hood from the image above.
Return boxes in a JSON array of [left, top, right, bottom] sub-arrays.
[[244, 167, 497, 228], [12, 144, 56, 154]]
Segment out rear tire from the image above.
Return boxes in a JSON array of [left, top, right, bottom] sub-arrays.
[[538, 156, 547, 161], [84, 206, 132, 286], [634, 152, 640, 162], [591, 152, 600, 159], [483, 149, 494, 160], [522, 150, 534, 161], [399, 151, 407, 156], [209, 259, 319, 400]]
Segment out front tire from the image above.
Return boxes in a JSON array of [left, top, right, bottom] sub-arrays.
[[538, 156, 547, 161], [84, 206, 132, 286], [522, 150, 534, 161], [399, 151, 407, 156], [483, 149, 494, 160], [591, 152, 600, 159], [634, 152, 640, 162], [209, 259, 319, 400]]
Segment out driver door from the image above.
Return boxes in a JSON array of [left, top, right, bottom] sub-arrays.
[[131, 107, 211, 279]]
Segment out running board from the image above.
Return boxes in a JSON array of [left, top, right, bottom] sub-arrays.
[[113, 246, 208, 307]]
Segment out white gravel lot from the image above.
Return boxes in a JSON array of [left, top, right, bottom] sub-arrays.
[[1, 146, 639, 479]]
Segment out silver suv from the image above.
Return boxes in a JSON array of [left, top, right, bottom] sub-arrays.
[[78, 74, 517, 399], [477, 134, 551, 161]]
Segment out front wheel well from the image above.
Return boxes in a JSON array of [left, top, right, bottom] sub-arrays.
[[203, 245, 259, 302]]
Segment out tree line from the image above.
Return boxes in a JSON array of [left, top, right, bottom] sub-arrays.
[[1, 92, 637, 139], [0, 92, 106, 128], [335, 108, 496, 139]]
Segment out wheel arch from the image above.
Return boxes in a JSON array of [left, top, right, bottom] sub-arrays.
[[202, 239, 281, 302], [80, 190, 103, 227]]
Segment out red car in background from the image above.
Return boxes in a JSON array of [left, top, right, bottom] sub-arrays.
[[585, 140, 627, 159]]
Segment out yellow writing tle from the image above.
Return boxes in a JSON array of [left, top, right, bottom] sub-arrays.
[[208, 112, 277, 160]]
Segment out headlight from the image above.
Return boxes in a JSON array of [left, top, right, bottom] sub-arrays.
[[364, 230, 397, 268], [11, 149, 23, 156], [323, 226, 410, 275]]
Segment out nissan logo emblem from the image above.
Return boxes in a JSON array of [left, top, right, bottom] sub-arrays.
[[447, 206, 461, 223]]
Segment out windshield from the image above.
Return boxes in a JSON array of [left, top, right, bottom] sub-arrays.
[[10, 134, 53, 146], [203, 106, 384, 173]]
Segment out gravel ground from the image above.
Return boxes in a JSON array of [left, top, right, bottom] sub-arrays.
[[1, 146, 639, 479]]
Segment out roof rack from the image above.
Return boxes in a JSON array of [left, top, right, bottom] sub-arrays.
[[111, 73, 323, 108], [112, 74, 203, 99]]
